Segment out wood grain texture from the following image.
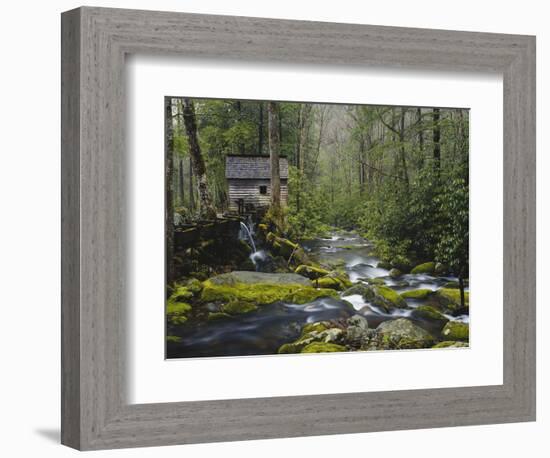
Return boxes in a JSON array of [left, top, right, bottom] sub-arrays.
[[61, 6, 536, 450]]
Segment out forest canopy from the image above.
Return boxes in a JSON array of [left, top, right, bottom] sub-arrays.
[[166, 97, 469, 284]]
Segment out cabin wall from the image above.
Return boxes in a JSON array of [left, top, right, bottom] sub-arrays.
[[228, 179, 288, 212]]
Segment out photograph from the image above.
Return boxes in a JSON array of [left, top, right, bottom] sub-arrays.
[[165, 97, 470, 359]]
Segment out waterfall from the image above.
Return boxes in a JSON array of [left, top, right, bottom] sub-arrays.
[[239, 221, 257, 253]]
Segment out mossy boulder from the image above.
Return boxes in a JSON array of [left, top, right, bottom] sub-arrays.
[[372, 286, 407, 311], [201, 272, 337, 313], [377, 261, 393, 270], [278, 342, 302, 354], [411, 261, 436, 275], [166, 300, 192, 325], [410, 305, 449, 331], [206, 271, 312, 286], [432, 340, 469, 349], [295, 264, 330, 280], [326, 259, 347, 269], [400, 289, 433, 300], [277, 325, 345, 354], [301, 322, 330, 335], [207, 311, 232, 321], [284, 287, 339, 304], [346, 314, 370, 347], [441, 321, 469, 341], [376, 318, 435, 349], [221, 300, 258, 315], [184, 278, 203, 295], [169, 285, 194, 302], [266, 233, 310, 265], [365, 277, 386, 286], [315, 271, 352, 291], [301, 342, 347, 353], [389, 268, 402, 279], [429, 288, 469, 314], [342, 283, 374, 300]]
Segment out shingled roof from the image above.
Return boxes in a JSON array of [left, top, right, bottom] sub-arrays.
[[226, 155, 289, 180]]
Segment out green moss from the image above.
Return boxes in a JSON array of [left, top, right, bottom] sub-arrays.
[[326, 259, 346, 269], [315, 276, 343, 290], [267, 232, 298, 257], [376, 318, 435, 349], [437, 288, 469, 306], [411, 306, 449, 327], [185, 278, 203, 295], [201, 280, 337, 309], [366, 278, 386, 286], [284, 287, 338, 303], [300, 342, 347, 353], [278, 343, 300, 354], [295, 264, 330, 279], [170, 286, 194, 302], [166, 297, 192, 325], [343, 283, 374, 300], [400, 289, 433, 300], [389, 268, 402, 279], [221, 300, 258, 315], [301, 322, 329, 336], [207, 312, 232, 321], [441, 321, 469, 341], [373, 285, 407, 309], [411, 262, 436, 275], [433, 340, 469, 348], [166, 335, 182, 343], [315, 272, 352, 291]]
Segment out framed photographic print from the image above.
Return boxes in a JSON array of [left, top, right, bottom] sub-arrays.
[[61, 6, 536, 450]]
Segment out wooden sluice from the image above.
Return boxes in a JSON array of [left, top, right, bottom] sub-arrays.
[[174, 218, 242, 250]]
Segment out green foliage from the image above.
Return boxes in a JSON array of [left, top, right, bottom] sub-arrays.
[[435, 174, 469, 278], [286, 166, 331, 239], [300, 342, 347, 353]]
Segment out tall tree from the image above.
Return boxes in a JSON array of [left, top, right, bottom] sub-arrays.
[[181, 98, 217, 220], [165, 97, 175, 285], [399, 108, 409, 187], [258, 102, 264, 155], [268, 101, 283, 229], [433, 107, 441, 174]]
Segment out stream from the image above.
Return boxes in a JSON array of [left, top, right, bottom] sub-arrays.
[[167, 231, 469, 359]]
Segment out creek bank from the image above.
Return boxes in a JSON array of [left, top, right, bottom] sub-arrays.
[[167, 229, 470, 357]]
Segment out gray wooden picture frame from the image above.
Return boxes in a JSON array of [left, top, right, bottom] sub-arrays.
[[61, 6, 536, 451]]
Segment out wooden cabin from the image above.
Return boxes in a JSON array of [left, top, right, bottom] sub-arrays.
[[226, 154, 288, 214]]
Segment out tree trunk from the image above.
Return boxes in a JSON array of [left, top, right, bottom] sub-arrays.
[[178, 158, 184, 206], [416, 108, 424, 167], [182, 98, 216, 220], [433, 108, 441, 174], [399, 108, 409, 187], [359, 137, 366, 195], [268, 101, 282, 229], [165, 98, 175, 285], [188, 156, 194, 211], [235, 100, 245, 155], [258, 102, 264, 155]]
